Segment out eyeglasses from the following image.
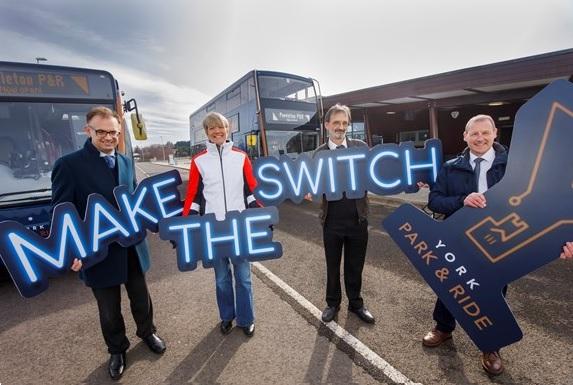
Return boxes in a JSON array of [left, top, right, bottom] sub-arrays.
[[88, 125, 120, 138]]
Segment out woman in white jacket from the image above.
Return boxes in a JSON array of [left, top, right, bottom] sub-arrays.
[[183, 112, 259, 337]]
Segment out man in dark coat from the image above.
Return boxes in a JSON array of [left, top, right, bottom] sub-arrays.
[[51, 106, 165, 380], [313, 104, 375, 324], [422, 114, 508, 375]]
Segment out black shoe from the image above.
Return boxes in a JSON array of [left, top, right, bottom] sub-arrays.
[[242, 323, 255, 337], [220, 320, 233, 335], [321, 306, 340, 322], [349, 306, 375, 324], [108, 352, 126, 380], [143, 333, 166, 354]]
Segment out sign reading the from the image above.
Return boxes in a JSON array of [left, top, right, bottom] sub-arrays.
[[383, 80, 573, 352], [253, 140, 442, 207], [159, 207, 281, 271]]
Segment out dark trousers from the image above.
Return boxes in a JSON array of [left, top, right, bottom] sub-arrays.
[[91, 248, 156, 354], [434, 285, 508, 334], [323, 220, 368, 309]]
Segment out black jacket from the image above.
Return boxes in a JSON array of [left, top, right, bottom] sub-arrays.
[[314, 138, 369, 224], [51, 139, 150, 288], [428, 142, 508, 218]]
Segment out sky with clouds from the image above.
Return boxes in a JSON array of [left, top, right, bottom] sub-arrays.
[[1, 0, 572, 144]]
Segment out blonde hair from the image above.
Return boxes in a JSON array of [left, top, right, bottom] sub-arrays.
[[203, 112, 229, 134], [465, 114, 496, 132]]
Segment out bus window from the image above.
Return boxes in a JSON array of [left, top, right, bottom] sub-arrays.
[[241, 80, 249, 104], [227, 87, 241, 111], [258, 75, 316, 103], [248, 76, 256, 101], [0, 102, 111, 205], [265, 131, 318, 158]]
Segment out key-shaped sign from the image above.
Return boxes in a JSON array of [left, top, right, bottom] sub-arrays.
[[383, 80, 573, 352]]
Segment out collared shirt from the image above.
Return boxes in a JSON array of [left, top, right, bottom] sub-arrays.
[[99, 150, 116, 158], [327, 137, 348, 150], [469, 146, 495, 193]]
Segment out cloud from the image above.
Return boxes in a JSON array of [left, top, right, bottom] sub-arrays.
[[2, 0, 572, 145], [0, 29, 208, 145]]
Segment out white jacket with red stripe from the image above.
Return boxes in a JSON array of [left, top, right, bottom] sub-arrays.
[[183, 141, 259, 220]]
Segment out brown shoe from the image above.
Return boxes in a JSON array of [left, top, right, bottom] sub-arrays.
[[422, 328, 452, 347], [481, 351, 504, 376]]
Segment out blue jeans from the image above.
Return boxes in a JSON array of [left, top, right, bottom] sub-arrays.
[[213, 257, 254, 327]]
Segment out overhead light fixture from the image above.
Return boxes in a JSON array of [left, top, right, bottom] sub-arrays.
[[488, 101, 505, 106], [450, 110, 460, 119], [498, 116, 511, 121], [386, 111, 396, 115]]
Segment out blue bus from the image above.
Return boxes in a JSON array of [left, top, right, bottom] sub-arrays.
[[189, 70, 323, 158], [0, 61, 146, 275]]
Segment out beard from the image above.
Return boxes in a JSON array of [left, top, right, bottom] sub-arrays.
[[333, 130, 346, 137]]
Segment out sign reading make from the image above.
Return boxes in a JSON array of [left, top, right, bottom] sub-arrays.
[[0, 170, 281, 298], [383, 80, 573, 352]]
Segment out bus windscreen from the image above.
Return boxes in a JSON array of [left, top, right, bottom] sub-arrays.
[[0, 65, 115, 100]]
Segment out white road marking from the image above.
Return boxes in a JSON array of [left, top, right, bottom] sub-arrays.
[[253, 262, 422, 385], [145, 161, 415, 383], [135, 163, 151, 178]]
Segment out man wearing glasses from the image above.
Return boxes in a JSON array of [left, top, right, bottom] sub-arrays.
[[51, 106, 166, 380], [314, 104, 375, 325]]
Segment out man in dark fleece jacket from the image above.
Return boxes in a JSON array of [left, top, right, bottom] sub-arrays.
[[422, 114, 508, 376]]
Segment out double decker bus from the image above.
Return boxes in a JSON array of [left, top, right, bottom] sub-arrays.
[[189, 70, 323, 159], [0, 61, 146, 273]]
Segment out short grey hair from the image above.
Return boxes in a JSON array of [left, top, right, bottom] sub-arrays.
[[324, 103, 351, 123], [465, 114, 496, 132]]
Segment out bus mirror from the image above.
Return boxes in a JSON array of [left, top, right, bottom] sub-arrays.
[[131, 112, 148, 140], [246, 134, 257, 147]]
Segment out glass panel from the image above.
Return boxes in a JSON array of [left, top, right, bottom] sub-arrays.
[[248, 77, 256, 101], [215, 97, 226, 114], [348, 122, 365, 140], [227, 86, 241, 111], [228, 114, 239, 133], [240, 80, 249, 104], [265, 131, 318, 158], [258, 75, 316, 103], [0, 102, 113, 206], [398, 129, 429, 146], [301, 132, 318, 152]]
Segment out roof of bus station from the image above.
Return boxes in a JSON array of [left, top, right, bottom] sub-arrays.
[[323, 48, 573, 112]]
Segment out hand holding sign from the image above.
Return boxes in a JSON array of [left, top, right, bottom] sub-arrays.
[[561, 242, 573, 260]]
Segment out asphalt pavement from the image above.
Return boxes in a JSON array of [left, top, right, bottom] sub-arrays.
[[0, 161, 571, 385]]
